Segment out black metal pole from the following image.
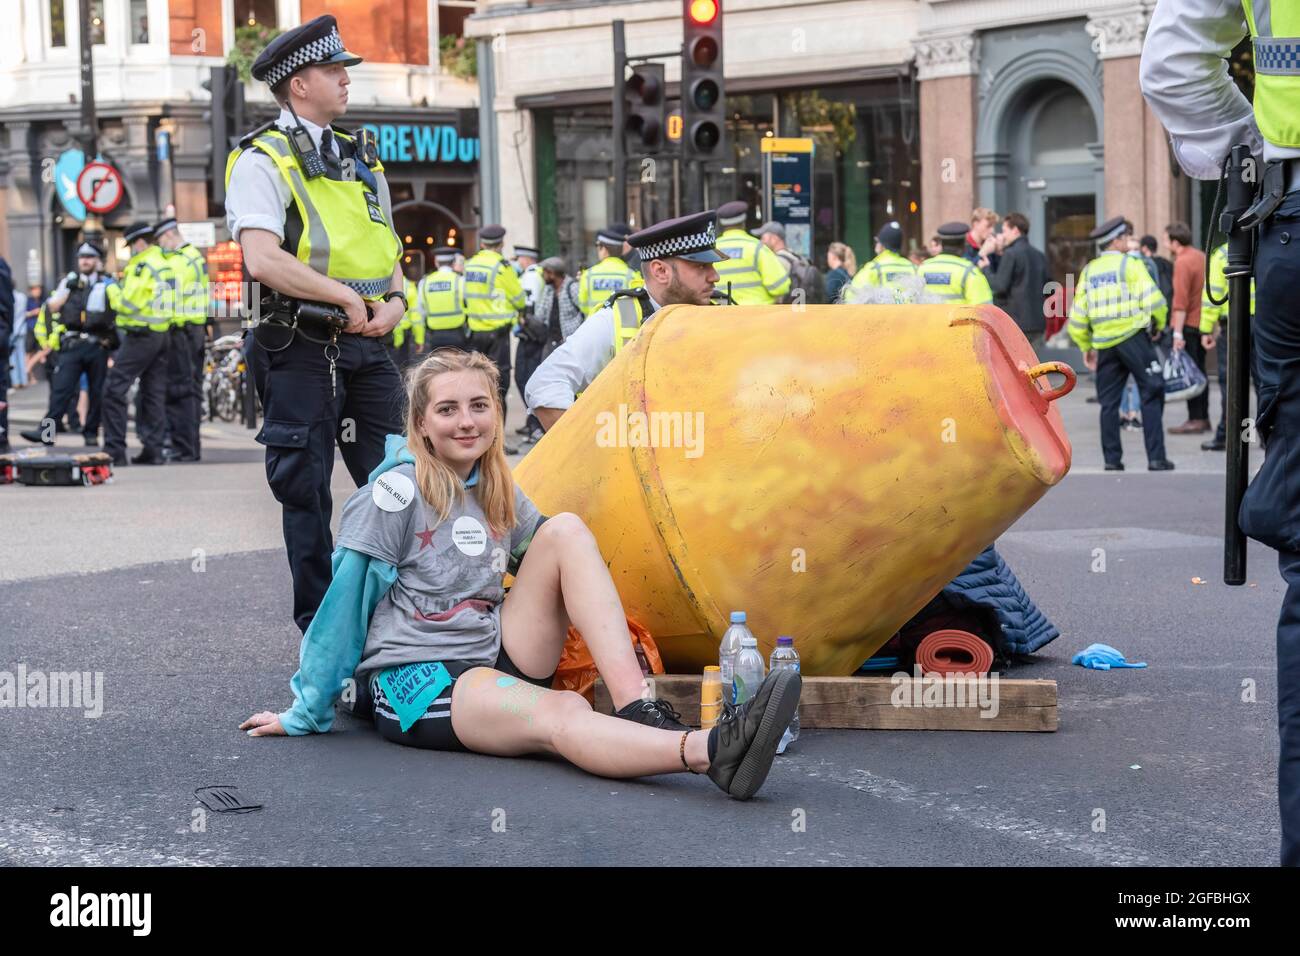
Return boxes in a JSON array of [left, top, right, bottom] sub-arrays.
[[1223, 143, 1256, 585], [78, 0, 97, 160], [612, 20, 628, 225]]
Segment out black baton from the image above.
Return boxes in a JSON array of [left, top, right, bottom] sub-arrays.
[[1222, 144, 1256, 586]]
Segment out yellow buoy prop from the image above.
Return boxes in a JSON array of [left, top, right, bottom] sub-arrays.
[[514, 304, 1073, 675]]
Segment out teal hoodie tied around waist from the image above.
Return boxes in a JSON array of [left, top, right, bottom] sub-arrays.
[[275, 434, 495, 736]]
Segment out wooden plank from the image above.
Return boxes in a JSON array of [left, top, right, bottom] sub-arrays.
[[594, 673, 1057, 732]]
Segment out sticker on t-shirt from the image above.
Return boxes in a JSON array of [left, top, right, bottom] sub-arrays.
[[451, 515, 488, 555], [372, 469, 415, 512]]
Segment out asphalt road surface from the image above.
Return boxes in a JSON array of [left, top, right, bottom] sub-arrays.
[[0, 358, 1284, 865]]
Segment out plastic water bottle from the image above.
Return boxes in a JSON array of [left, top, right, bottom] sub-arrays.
[[769, 635, 801, 753], [732, 635, 766, 706], [719, 611, 751, 704]]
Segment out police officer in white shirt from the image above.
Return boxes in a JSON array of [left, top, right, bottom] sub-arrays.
[[525, 210, 727, 432], [224, 14, 407, 636], [1142, 0, 1300, 866]]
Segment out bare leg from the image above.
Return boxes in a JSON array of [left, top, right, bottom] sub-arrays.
[[500, 513, 647, 710], [450, 668, 711, 777]]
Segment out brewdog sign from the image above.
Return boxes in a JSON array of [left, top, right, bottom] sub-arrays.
[[361, 122, 480, 166]]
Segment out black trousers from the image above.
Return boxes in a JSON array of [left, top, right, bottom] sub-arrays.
[[103, 330, 170, 458], [44, 338, 108, 439], [245, 326, 404, 635], [1237, 189, 1300, 865], [1096, 332, 1167, 466], [166, 324, 206, 459], [1182, 328, 1210, 421], [514, 336, 545, 434], [43, 351, 82, 430], [468, 327, 512, 410]]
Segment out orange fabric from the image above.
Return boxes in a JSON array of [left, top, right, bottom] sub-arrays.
[[552, 616, 665, 704]]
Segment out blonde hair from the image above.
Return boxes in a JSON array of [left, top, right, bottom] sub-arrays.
[[828, 241, 857, 275], [404, 349, 516, 538], [971, 207, 1000, 226]]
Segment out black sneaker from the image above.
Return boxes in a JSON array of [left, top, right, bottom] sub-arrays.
[[614, 697, 690, 732], [706, 669, 802, 800], [20, 427, 53, 446], [1148, 459, 1176, 471], [131, 449, 167, 465]]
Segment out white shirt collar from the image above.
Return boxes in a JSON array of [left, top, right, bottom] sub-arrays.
[[276, 108, 329, 150]]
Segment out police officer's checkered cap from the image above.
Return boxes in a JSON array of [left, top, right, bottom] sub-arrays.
[[261, 25, 348, 88], [636, 221, 718, 261]]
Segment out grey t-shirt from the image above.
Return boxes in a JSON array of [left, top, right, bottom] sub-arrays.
[[337, 461, 544, 683]]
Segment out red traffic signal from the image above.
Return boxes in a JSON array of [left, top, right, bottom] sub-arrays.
[[688, 0, 719, 25]]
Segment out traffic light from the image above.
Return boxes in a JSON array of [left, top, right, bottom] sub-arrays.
[[201, 65, 245, 205], [624, 63, 666, 153], [682, 0, 726, 159]]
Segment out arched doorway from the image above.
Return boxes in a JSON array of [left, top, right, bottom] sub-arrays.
[[1006, 82, 1101, 287], [392, 198, 465, 277]]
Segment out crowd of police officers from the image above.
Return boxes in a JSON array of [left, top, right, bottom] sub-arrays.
[[15, 218, 211, 466]]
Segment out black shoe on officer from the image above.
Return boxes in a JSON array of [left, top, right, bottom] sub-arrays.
[[1202, 438, 1226, 451], [1148, 459, 1176, 471], [1104, 461, 1124, 471], [83, 433, 99, 447], [20, 427, 53, 446], [131, 449, 167, 465]]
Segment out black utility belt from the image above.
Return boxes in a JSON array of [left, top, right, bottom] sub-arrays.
[[256, 297, 349, 335]]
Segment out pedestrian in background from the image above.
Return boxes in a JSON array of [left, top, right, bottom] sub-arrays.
[[824, 242, 856, 302], [24, 284, 46, 382], [965, 207, 1000, 270], [1139, 234, 1175, 306], [754, 220, 823, 304], [10, 283, 27, 388], [0, 254, 12, 452], [981, 211, 1048, 350], [1165, 221, 1210, 434]]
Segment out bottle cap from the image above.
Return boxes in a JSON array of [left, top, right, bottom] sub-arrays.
[[740, 636, 757, 647], [730, 611, 746, 624], [777, 636, 793, 646]]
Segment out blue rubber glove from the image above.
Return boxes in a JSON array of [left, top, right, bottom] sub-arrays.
[[1072, 643, 1147, 670]]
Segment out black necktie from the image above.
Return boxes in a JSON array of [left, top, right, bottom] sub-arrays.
[[320, 130, 338, 169]]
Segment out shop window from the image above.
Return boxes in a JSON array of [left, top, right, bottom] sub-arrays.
[[49, 0, 67, 47], [235, 0, 278, 29], [438, 2, 475, 38], [89, 0, 105, 45], [130, 0, 149, 43]]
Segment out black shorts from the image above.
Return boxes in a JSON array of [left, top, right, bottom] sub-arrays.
[[369, 645, 555, 752]]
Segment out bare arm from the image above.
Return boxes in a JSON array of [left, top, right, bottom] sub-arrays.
[[534, 407, 564, 432]]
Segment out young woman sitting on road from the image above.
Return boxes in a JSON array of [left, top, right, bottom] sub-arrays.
[[241, 348, 801, 800]]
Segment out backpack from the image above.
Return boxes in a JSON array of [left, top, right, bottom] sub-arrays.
[[777, 249, 825, 305]]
